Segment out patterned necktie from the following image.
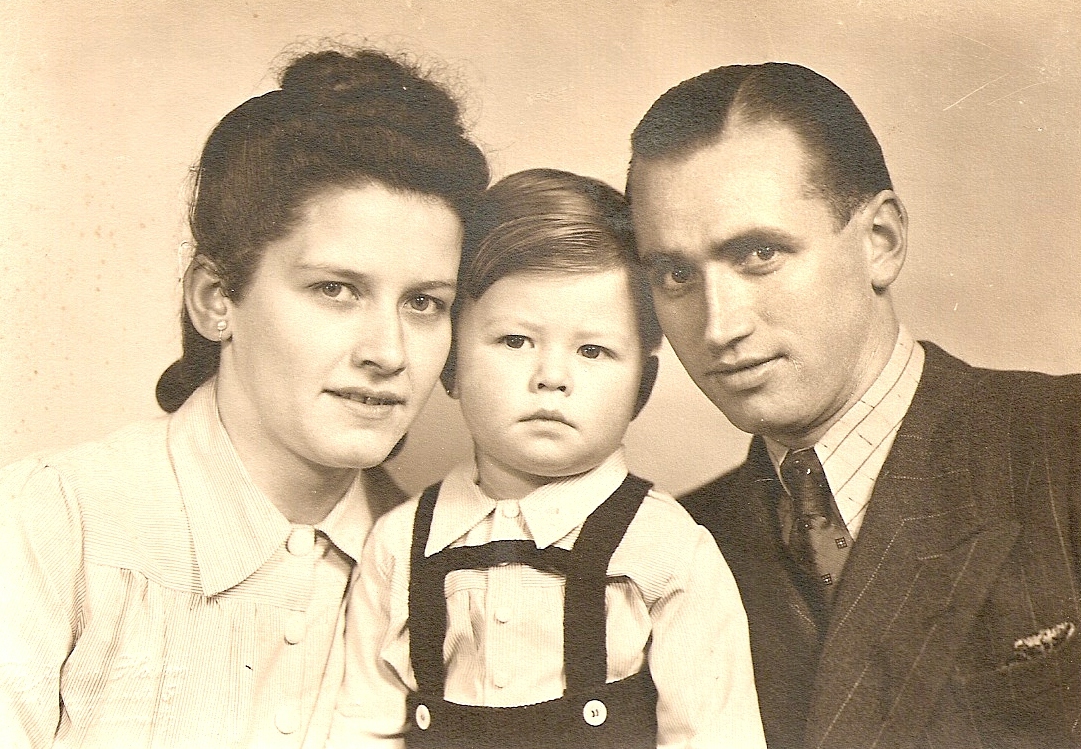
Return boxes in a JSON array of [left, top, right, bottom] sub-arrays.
[[779, 448, 854, 603]]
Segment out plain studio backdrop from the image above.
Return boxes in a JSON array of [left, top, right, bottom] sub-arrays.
[[1, 0, 1079, 497]]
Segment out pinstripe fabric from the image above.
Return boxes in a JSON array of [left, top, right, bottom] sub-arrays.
[[682, 344, 1081, 749], [331, 449, 767, 749], [0, 381, 393, 749], [765, 328, 924, 539]]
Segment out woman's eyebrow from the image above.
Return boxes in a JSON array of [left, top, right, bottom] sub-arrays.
[[294, 262, 456, 291]]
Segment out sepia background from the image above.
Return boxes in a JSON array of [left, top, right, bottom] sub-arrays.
[[2, 0, 1079, 496]]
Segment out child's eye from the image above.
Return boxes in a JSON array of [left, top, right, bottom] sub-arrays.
[[578, 344, 610, 360], [500, 334, 530, 349], [405, 294, 445, 315], [316, 282, 358, 301]]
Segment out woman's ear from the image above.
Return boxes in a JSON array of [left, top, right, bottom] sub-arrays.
[[184, 257, 232, 342], [860, 189, 908, 293]]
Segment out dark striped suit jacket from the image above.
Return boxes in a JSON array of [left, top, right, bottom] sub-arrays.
[[682, 343, 1081, 749]]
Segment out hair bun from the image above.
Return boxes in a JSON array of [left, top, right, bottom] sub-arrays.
[[279, 50, 464, 137]]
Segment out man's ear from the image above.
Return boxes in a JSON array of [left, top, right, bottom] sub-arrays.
[[861, 189, 907, 292], [184, 256, 232, 342], [632, 354, 660, 419]]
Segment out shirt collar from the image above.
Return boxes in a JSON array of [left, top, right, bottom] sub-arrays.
[[167, 380, 369, 595], [425, 449, 630, 555], [316, 476, 372, 563], [765, 326, 925, 487]]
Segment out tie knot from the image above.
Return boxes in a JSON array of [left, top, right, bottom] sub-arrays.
[[780, 448, 832, 517]]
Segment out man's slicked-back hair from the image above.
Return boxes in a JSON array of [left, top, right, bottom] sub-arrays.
[[629, 62, 892, 225]]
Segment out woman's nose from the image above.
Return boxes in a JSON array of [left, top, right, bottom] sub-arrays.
[[351, 306, 406, 375]]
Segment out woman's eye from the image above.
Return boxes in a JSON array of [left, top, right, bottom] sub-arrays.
[[501, 335, 528, 349], [318, 282, 354, 300], [578, 344, 607, 360], [406, 294, 444, 314]]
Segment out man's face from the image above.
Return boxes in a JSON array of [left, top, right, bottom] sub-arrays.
[[630, 123, 897, 447]]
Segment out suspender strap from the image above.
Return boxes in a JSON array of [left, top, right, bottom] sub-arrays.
[[562, 474, 651, 693], [407, 475, 653, 696], [408, 482, 446, 693], [431, 540, 573, 577]]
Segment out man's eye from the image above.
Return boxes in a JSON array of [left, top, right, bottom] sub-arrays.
[[649, 257, 697, 289], [739, 244, 784, 273], [670, 265, 695, 283], [752, 246, 777, 263], [501, 335, 528, 349], [578, 345, 607, 360]]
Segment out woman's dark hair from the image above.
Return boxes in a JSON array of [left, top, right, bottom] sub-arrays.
[[156, 48, 489, 412]]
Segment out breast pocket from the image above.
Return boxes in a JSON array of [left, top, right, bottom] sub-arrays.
[[957, 626, 1081, 747]]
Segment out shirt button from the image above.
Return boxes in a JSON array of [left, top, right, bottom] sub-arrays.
[[275, 707, 300, 735], [500, 501, 520, 518], [284, 612, 305, 644], [494, 607, 511, 624], [287, 527, 316, 556]]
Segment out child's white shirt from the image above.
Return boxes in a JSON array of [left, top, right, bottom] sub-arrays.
[[330, 448, 766, 749]]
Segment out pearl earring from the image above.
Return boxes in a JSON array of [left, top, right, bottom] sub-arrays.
[[216, 320, 228, 342]]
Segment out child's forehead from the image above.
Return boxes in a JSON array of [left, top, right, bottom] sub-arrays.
[[475, 266, 632, 299], [460, 267, 643, 337]]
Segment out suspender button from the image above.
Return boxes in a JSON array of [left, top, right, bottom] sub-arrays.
[[582, 699, 607, 726], [415, 703, 431, 730]]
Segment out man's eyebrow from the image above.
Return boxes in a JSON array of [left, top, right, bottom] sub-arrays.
[[711, 229, 800, 258], [642, 229, 801, 262]]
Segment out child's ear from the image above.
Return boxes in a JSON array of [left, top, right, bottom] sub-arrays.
[[632, 355, 659, 419], [440, 351, 459, 399]]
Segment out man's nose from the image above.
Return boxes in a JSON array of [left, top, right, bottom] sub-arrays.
[[351, 304, 407, 375], [702, 266, 756, 349]]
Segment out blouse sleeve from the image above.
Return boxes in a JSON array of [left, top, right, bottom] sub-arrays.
[[0, 459, 85, 749], [648, 523, 768, 749]]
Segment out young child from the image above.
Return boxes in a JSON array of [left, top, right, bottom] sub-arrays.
[[330, 169, 765, 749]]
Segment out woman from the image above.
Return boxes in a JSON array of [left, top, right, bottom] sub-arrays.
[[0, 49, 488, 748]]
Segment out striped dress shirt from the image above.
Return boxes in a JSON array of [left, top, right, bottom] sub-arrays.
[[766, 328, 926, 539], [0, 381, 398, 748], [331, 449, 766, 749]]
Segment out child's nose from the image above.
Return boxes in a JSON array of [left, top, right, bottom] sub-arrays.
[[530, 353, 571, 394]]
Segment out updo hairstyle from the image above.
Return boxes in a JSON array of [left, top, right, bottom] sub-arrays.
[[156, 49, 489, 412]]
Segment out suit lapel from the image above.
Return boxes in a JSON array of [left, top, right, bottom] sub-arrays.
[[805, 346, 1022, 749]]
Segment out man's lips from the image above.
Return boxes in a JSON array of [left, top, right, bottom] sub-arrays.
[[325, 388, 406, 406], [708, 355, 779, 376]]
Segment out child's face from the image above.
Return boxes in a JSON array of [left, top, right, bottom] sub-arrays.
[[453, 268, 644, 499]]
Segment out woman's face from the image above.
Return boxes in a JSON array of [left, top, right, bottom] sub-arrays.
[[216, 183, 463, 476]]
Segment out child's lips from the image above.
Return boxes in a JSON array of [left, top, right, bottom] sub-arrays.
[[521, 409, 574, 427]]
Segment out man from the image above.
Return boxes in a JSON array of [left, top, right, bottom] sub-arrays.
[[627, 62, 1081, 749]]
